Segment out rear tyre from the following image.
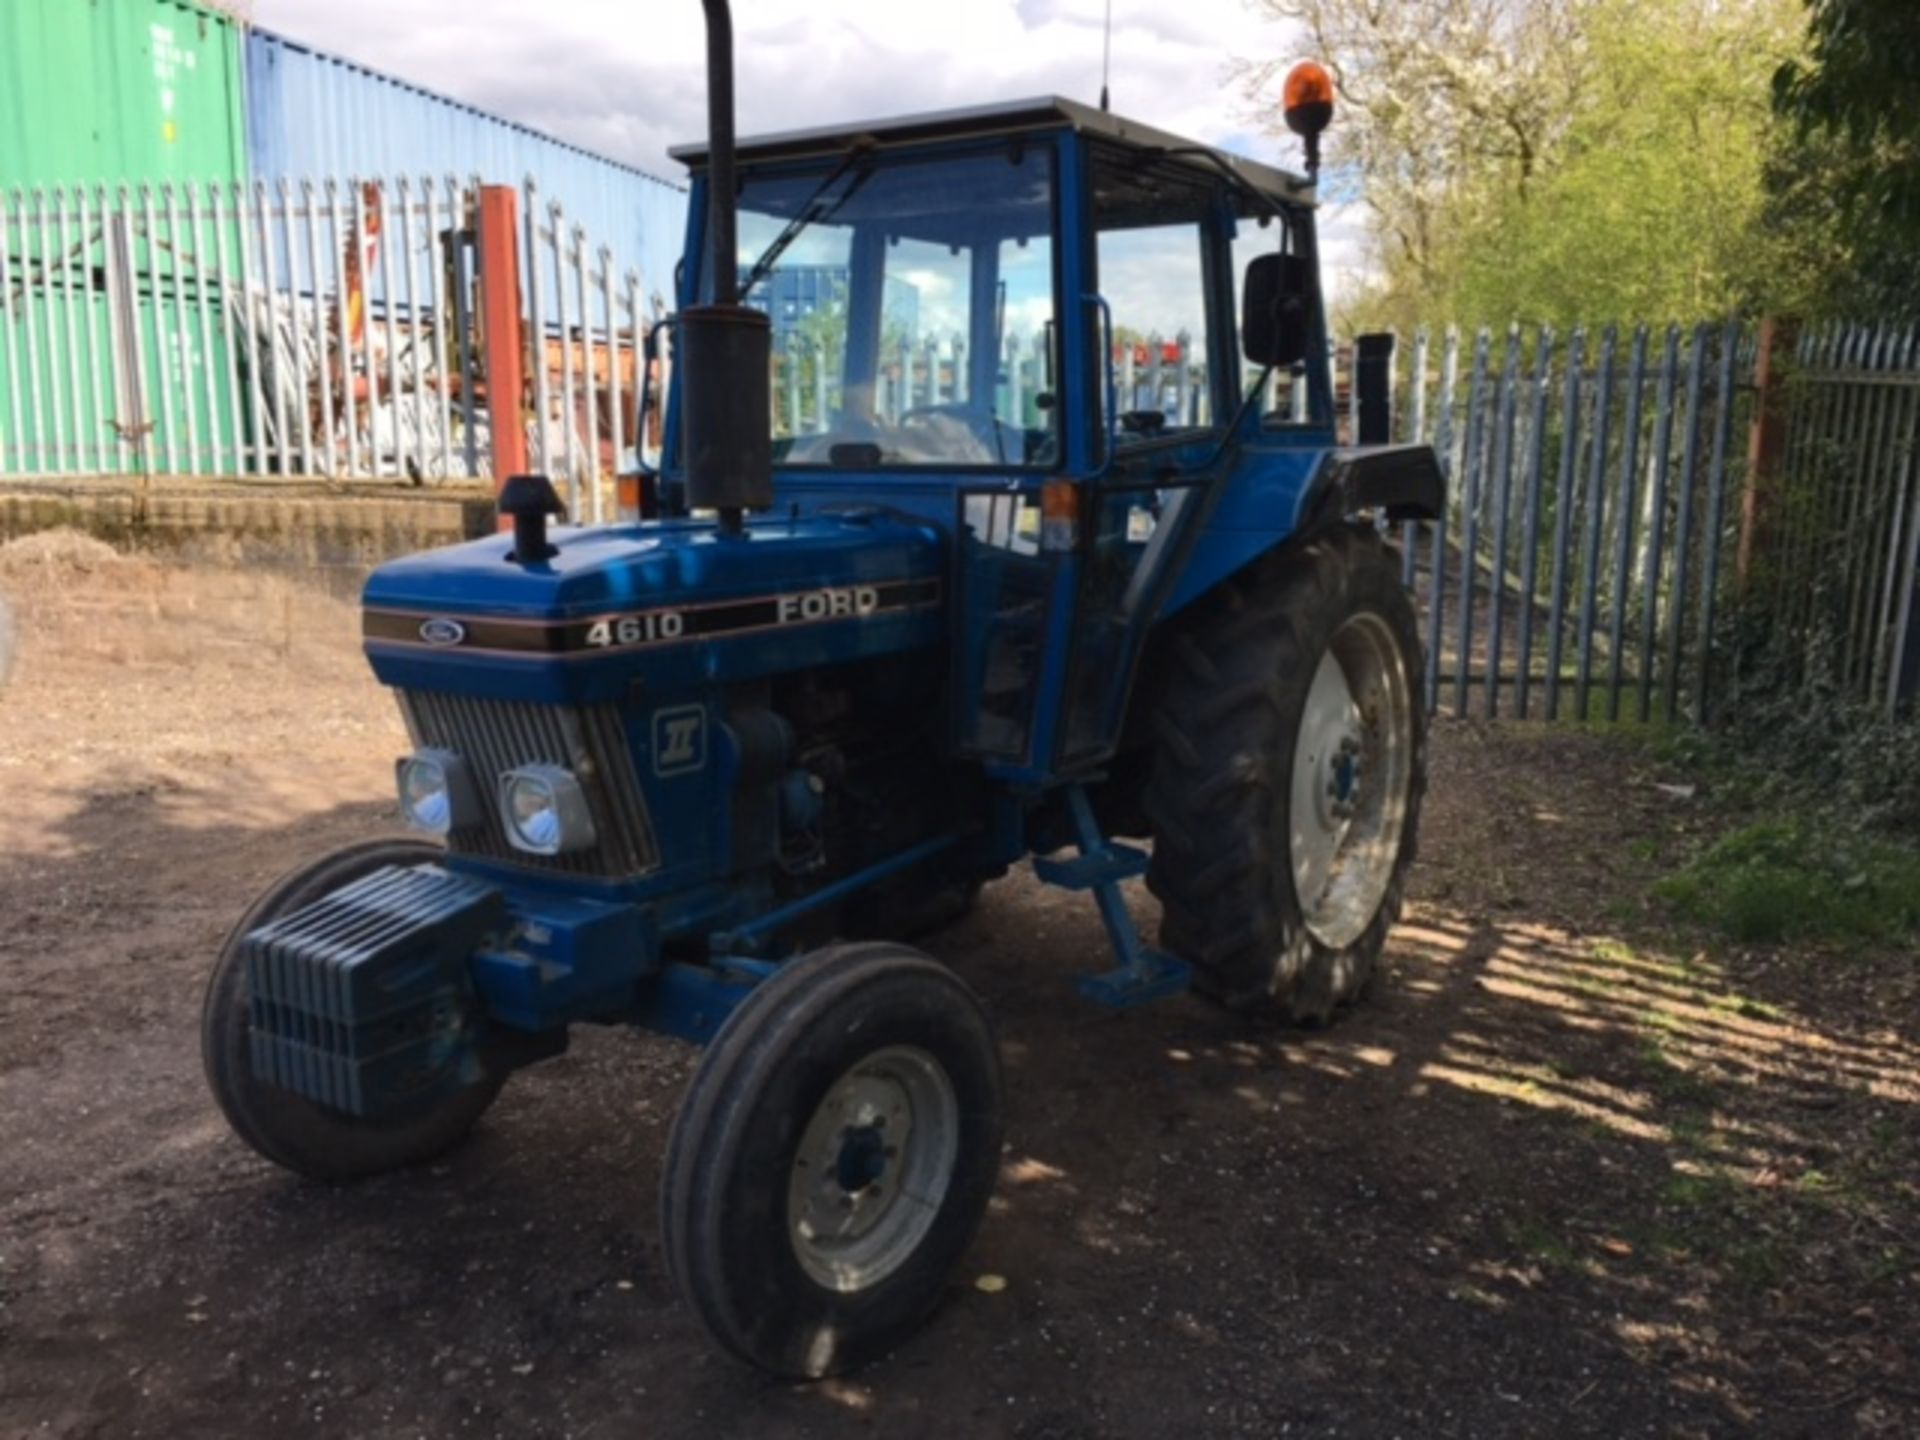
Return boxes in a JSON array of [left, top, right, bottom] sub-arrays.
[[660, 942, 1003, 1378], [201, 838, 507, 1181], [1145, 526, 1426, 1023]]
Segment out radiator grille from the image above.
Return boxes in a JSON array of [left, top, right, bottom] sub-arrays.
[[396, 692, 659, 878]]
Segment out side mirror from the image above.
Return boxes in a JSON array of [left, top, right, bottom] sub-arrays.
[[1241, 253, 1311, 369]]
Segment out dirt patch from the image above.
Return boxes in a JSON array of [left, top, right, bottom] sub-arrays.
[[0, 549, 1914, 1439], [0, 528, 129, 578]]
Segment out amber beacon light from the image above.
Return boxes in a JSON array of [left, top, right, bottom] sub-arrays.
[[1282, 60, 1334, 178]]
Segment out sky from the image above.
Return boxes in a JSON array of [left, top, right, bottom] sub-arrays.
[[247, 0, 1368, 306]]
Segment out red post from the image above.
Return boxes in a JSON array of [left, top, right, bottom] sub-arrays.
[[1738, 315, 1796, 594], [477, 185, 527, 515]]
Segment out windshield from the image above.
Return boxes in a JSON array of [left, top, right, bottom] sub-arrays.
[[725, 144, 1059, 469]]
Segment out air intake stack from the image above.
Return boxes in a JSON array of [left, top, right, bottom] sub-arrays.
[[682, 0, 773, 533]]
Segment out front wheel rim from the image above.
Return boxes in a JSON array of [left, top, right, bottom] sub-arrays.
[[1288, 611, 1414, 950], [786, 1045, 960, 1293]]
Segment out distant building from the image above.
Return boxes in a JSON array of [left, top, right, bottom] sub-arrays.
[[756, 265, 920, 347]]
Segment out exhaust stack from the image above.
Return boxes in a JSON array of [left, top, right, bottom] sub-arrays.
[[681, 0, 772, 532]]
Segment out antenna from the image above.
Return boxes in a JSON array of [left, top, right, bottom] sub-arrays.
[[1099, 0, 1113, 112]]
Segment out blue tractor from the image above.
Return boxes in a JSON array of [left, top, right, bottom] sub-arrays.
[[202, 3, 1442, 1378]]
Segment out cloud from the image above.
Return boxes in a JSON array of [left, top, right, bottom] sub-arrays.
[[251, 0, 1372, 306]]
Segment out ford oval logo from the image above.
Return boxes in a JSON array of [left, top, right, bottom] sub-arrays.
[[419, 618, 467, 647]]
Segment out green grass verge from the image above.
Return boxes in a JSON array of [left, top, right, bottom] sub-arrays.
[[1653, 818, 1920, 945]]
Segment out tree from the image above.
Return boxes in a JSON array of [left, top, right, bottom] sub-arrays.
[[1244, 0, 1814, 328], [1769, 0, 1920, 315], [1774, 0, 1920, 234], [1443, 0, 1810, 327], [1240, 0, 1589, 302]]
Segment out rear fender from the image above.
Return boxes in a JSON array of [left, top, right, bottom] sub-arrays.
[[1162, 442, 1444, 616], [1300, 444, 1445, 529]]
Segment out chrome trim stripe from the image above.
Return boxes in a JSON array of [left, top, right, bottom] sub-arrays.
[[365, 577, 941, 655]]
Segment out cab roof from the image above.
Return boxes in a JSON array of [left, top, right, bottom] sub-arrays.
[[669, 95, 1314, 203]]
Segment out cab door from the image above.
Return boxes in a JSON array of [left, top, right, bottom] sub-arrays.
[[1050, 145, 1248, 768], [956, 141, 1310, 778]]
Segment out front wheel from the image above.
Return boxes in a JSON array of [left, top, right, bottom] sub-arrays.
[[1145, 525, 1427, 1022], [201, 838, 507, 1181], [660, 942, 1003, 1378]]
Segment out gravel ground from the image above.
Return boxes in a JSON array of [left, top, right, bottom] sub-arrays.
[[1, 535, 1914, 1439]]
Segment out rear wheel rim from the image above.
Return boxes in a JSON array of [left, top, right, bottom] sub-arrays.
[[786, 1044, 960, 1293], [1288, 611, 1414, 950]]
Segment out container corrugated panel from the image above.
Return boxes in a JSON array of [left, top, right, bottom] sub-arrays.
[[0, 0, 247, 190], [0, 0, 245, 477], [243, 28, 686, 298]]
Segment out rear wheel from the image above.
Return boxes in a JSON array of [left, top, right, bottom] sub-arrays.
[[660, 942, 1003, 1378], [1145, 526, 1426, 1022], [201, 838, 507, 1181]]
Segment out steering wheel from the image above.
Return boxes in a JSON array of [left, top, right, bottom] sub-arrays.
[[898, 401, 1019, 459], [899, 401, 990, 427]]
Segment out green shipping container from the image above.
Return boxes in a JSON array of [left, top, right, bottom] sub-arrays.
[[2, 186, 253, 476], [0, 0, 247, 191], [1, 2, 247, 475]]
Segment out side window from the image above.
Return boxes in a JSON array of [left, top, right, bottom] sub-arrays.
[[1097, 223, 1210, 431], [1090, 147, 1219, 439], [997, 232, 1057, 460]]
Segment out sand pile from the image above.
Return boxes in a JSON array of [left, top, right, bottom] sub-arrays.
[[0, 527, 127, 581]]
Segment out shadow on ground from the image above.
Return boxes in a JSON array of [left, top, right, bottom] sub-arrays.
[[2, 720, 1915, 1440]]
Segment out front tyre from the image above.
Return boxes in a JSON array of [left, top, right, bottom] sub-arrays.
[[660, 942, 1003, 1378], [1145, 526, 1427, 1023], [201, 838, 507, 1181]]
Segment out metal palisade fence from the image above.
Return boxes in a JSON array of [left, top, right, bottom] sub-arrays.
[[0, 177, 661, 506], [521, 180, 667, 523], [1378, 320, 1920, 725], [1381, 322, 1754, 725], [5, 186, 1914, 730], [1746, 322, 1920, 721]]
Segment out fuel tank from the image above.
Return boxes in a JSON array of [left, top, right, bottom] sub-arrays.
[[360, 509, 948, 704]]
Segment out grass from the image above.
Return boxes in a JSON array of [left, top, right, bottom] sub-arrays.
[[1653, 1167, 1796, 1288], [1507, 1216, 1579, 1268], [1707, 991, 1783, 1022], [1462, 724, 1920, 1313], [1652, 817, 1920, 946], [1636, 1038, 1715, 1106]]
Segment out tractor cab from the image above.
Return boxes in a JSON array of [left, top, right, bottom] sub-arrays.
[[663, 98, 1340, 781]]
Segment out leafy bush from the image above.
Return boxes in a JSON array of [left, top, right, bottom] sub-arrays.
[[1711, 600, 1920, 836]]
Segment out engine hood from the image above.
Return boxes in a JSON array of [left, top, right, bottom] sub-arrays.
[[361, 508, 948, 704]]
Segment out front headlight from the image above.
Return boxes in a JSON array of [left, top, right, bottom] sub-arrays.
[[498, 765, 597, 855], [396, 749, 478, 835]]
